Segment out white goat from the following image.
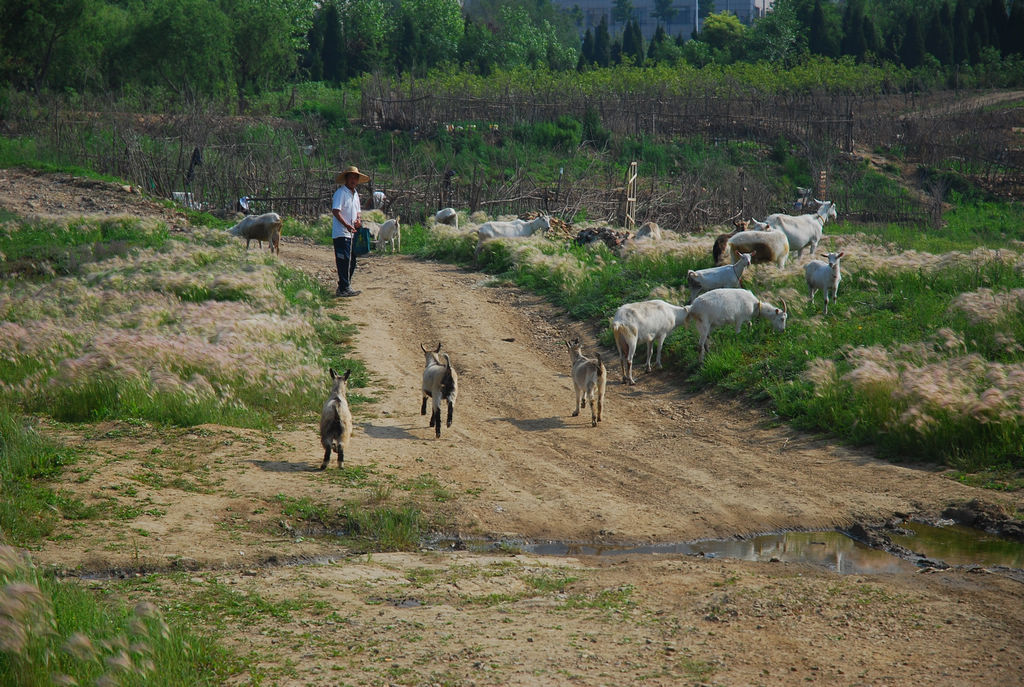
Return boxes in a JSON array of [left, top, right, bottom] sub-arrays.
[[687, 252, 752, 303], [319, 368, 353, 470], [565, 338, 606, 427], [229, 212, 282, 255], [475, 215, 550, 259], [804, 251, 845, 314], [764, 200, 837, 259], [435, 207, 459, 230], [726, 229, 790, 268], [375, 217, 401, 253], [684, 288, 788, 364], [420, 343, 458, 438], [610, 299, 690, 385]]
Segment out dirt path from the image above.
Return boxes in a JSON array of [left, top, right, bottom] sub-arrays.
[[284, 239, 999, 545]]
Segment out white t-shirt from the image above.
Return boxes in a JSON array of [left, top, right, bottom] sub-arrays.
[[332, 186, 360, 239]]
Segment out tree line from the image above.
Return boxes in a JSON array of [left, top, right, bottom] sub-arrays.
[[2, 0, 1024, 107]]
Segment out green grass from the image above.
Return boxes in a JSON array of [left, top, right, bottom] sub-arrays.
[[0, 404, 99, 545], [0, 555, 244, 686], [0, 215, 170, 280], [559, 585, 636, 612], [273, 494, 425, 552]]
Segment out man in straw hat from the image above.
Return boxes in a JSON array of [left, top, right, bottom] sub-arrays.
[[331, 165, 370, 297]]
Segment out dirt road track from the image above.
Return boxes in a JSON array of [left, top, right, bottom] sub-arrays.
[[284, 238, 1007, 545]]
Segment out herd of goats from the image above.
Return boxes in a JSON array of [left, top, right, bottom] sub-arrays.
[[223, 199, 843, 467]]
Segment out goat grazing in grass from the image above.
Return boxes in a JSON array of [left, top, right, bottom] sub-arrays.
[[319, 368, 352, 469], [804, 251, 844, 314], [687, 252, 752, 303], [420, 343, 458, 438], [565, 338, 606, 427], [228, 212, 282, 254], [475, 215, 550, 261], [611, 299, 690, 385], [726, 227, 790, 269], [684, 288, 788, 364]]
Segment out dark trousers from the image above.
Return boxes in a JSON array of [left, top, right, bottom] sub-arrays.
[[333, 236, 356, 290]]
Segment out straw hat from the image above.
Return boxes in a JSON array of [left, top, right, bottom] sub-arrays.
[[336, 166, 370, 184]]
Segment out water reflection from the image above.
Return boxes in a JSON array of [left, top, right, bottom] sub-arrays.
[[517, 531, 919, 575], [890, 522, 1024, 568]]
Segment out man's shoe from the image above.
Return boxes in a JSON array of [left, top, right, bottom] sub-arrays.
[[339, 288, 360, 297]]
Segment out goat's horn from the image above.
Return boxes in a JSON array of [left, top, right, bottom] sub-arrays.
[[781, 298, 789, 314]]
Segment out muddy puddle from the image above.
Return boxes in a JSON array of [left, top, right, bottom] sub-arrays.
[[430, 522, 1024, 576], [890, 521, 1024, 568]]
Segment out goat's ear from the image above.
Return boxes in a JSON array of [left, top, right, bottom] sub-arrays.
[[837, 251, 845, 258], [343, 369, 352, 381], [420, 343, 428, 353], [329, 368, 337, 379], [434, 342, 442, 353]]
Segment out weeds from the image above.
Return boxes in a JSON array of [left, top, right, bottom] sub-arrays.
[[0, 547, 243, 686], [0, 404, 93, 545], [0, 217, 368, 429]]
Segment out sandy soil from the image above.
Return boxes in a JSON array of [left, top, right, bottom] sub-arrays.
[[4, 167, 1024, 686]]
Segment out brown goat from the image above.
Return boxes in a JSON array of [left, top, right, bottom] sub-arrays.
[[712, 219, 750, 265], [565, 338, 606, 426]]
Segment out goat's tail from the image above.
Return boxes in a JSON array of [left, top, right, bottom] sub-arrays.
[[440, 353, 456, 399], [611, 322, 635, 357]]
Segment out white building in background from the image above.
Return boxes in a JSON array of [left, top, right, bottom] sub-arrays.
[[550, 0, 764, 42]]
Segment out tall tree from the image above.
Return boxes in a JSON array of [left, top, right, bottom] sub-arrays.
[[926, 3, 954, 65], [392, 13, 419, 73], [651, 0, 678, 27], [746, 0, 803, 64], [840, 0, 866, 60], [900, 12, 927, 68], [610, 36, 623, 65], [622, 18, 644, 64], [952, 0, 971, 64], [320, 2, 344, 82], [122, 0, 233, 98], [0, 0, 88, 90], [578, 27, 595, 69], [985, 0, 1006, 54], [862, 14, 879, 59], [301, 7, 326, 81], [700, 11, 746, 63], [808, 0, 837, 57], [457, 17, 494, 74], [1008, 0, 1024, 56], [612, 0, 634, 27], [594, 15, 612, 67], [969, 3, 990, 63], [220, 0, 312, 108], [400, 0, 461, 73]]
